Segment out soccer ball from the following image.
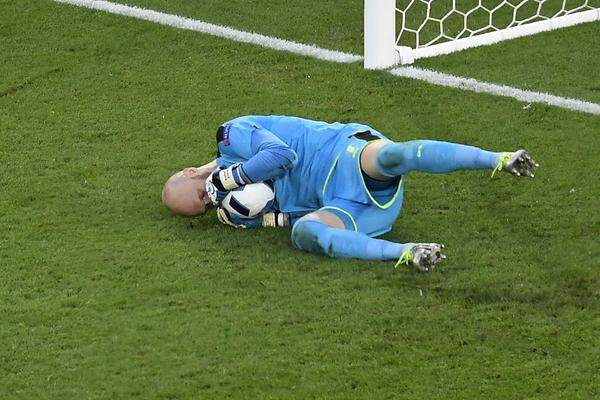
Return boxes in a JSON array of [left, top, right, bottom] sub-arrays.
[[222, 183, 275, 219]]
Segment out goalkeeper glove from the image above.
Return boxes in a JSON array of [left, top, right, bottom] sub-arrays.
[[216, 208, 289, 229], [206, 164, 249, 206], [211, 163, 247, 191]]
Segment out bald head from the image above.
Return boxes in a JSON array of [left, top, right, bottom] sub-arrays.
[[162, 167, 212, 217]]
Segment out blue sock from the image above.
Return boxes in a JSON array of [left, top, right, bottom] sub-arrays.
[[376, 140, 502, 177], [291, 220, 409, 261]]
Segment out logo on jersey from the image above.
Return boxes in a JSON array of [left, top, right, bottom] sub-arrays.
[[347, 145, 357, 158]]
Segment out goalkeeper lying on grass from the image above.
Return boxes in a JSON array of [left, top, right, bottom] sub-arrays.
[[162, 115, 538, 271]]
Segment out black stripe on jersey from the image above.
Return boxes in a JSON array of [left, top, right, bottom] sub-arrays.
[[216, 126, 225, 143], [215, 126, 225, 157], [351, 130, 380, 142]]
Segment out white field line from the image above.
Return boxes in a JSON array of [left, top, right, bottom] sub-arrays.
[[52, 0, 600, 116], [390, 67, 600, 115], [52, 0, 361, 63]]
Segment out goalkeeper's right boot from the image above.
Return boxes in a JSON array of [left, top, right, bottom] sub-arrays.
[[396, 243, 446, 272]]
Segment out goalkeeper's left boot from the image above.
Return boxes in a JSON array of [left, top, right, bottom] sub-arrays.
[[396, 243, 446, 272], [493, 149, 539, 178]]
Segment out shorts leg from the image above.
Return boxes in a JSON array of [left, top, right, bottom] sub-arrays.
[[322, 197, 402, 238]]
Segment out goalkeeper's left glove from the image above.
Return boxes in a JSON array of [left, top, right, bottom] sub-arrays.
[[216, 207, 289, 229]]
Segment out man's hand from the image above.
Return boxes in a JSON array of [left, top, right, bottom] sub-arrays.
[[212, 163, 247, 190], [216, 207, 263, 228], [216, 208, 289, 228], [207, 163, 250, 206], [206, 173, 229, 206], [495, 150, 539, 178], [397, 243, 446, 272]]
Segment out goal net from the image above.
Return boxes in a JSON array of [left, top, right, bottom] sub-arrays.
[[364, 0, 600, 68]]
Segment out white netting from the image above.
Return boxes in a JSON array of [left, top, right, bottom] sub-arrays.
[[396, 0, 599, 49]]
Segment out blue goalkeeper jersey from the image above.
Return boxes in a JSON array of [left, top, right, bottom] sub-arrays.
[[215, 115, 382, 213]]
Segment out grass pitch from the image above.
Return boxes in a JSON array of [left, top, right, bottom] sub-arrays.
[[1, 1, 599, 399]]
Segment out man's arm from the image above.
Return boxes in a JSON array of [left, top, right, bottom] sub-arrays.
[[211, 123, 297, 192], [198, 160, 218, 171]]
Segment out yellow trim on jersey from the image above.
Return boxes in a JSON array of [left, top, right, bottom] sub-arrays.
[[321, 154, 340, 196], [320, 206, 358, 232]]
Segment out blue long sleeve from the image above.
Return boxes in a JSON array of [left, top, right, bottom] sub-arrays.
[[239, 128, 297, 183], [291, 219, 409, 260], [376, 140, 502, 177]]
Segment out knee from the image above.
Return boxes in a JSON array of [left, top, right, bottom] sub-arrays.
[[376, 141, 426, 176], [376, 143, 406, 171], [291, 219, 331, 256]]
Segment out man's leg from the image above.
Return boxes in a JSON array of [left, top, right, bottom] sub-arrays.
[[291, 210, 406, 261], [291, 208, 445, 271], [360, 140, 504, 179]]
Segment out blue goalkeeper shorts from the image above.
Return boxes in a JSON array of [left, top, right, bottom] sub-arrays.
[[321, 132, 405, 237]]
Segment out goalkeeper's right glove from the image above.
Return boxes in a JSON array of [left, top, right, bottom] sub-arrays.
[[206, 163, 249, 206], [211, 163, 247, 191]]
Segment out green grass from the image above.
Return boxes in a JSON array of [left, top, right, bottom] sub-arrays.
[[1, 0, 599, 399], [121, 0, 364, 53]]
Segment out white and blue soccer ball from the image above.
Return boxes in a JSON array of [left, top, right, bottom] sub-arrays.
[[222, 182, 275, 219]]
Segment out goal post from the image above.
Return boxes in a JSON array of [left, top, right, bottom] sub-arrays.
[[364, 0, 600, 69], [364, 0, 399, 68]]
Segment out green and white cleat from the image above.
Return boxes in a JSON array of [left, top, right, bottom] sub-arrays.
[[493, 149, 539, 178], [396, 243, 446, 272]]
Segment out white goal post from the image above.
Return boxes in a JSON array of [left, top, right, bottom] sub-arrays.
[[364, 0, 600, 68]]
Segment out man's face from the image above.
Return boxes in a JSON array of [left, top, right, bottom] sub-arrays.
[[162, 167, 213, 216]]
